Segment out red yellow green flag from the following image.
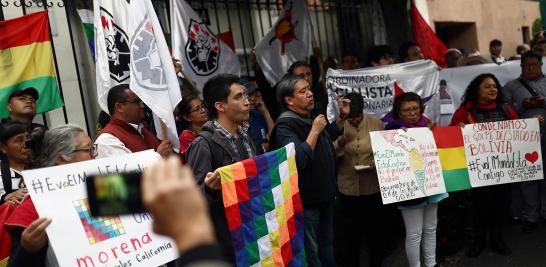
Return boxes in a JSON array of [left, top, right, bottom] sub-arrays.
[[0, 11, 64, 118], [433, 126, 471, 192]]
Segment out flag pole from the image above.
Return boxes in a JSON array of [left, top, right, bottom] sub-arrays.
[[307, 8, 327, 94], [306, 6, 322, 72], [160, 120, 167, 141], [179, 69, 201, 94]]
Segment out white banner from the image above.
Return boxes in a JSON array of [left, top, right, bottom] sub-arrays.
[[370, 128, 447, 204], [254, 0, 312, 86], [129, 0, 182, 150], [438, 59, 546, 124], [462, 118, 544, 187], [94, 0, 131, 113], [171, 0, 240, 90], [24, 151, 178, 267], [326, 60, 440, 124]]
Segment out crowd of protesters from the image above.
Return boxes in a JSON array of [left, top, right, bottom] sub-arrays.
[[2, 32, 546, 267]]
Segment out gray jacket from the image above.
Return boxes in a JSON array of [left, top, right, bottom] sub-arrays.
[[186, 120, 257, 262], [503, 76, 546, 119]]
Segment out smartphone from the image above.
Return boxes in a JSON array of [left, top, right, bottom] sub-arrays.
[[86, 171, 145, 217]]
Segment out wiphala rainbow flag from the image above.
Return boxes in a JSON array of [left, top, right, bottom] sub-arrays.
[[217, 143, 306, 267]]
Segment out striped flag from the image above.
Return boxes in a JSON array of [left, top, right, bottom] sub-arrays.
[[217, 143, 307, 267], [433, 126, 471, 192], [76, 8, 95, 62], [0, 11, 64, 118]]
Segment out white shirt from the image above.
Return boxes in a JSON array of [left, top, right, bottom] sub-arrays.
[[491, 54, 506, 64], [0, 168, 24, 199], [94, 123, 144, 159]]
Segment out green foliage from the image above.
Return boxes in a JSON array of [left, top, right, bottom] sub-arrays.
[[533, 17, 543, 34]]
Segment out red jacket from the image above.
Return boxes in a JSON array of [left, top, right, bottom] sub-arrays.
[[450, 102, 519, 125], [178, 130, 197, 163]]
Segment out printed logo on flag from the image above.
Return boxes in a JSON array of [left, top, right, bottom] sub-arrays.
[[269, 1, 298, 55], [100, 7, 130, 83], [185, 19, 220, 76], [130, 16, 168, 91], [73, 199, 125, 245]]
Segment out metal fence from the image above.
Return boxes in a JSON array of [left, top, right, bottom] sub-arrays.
[[0, 0, 404, 136]]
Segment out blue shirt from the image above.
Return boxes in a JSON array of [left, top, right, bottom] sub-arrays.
[[249, 109, 269, 144]]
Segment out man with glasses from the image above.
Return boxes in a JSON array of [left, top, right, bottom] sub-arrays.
[[288, 61, 329, 115], [94, 84, 172, 158], [186, 74, 258, 263], [503, 50, 546, 233], [269, 74, 349, 266]]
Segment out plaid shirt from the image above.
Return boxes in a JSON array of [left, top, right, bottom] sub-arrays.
[[212, 120, 255, 160]]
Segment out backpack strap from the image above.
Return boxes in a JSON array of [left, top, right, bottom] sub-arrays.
[[198, 131, 224, 170], [0, 155, 13, 203], [518, 77, 539, 97]]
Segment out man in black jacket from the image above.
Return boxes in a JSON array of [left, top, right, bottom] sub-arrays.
[[270, 74, 349, 266], [186, 74, 258, 263]]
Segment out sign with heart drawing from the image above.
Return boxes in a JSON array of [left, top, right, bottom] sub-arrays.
[[461, 118, 544, 187]]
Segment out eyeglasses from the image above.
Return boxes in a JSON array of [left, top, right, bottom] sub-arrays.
[[400, 107, 420, 113], [121, 98, 143, 105], [188, 103, 206, 113], [72, 144, 98, 157], [234, 93, 250, 101]]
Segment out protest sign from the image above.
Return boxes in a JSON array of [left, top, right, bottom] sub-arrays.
[[461, 118, 544, 187], [370, 128, 447, 204], [24, 150, 178, 267], [326, 60, 440, 124]]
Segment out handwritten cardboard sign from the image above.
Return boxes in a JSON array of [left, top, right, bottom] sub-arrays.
[[24, 150, 178, 267], [462, 119, 544, 187], [370, 128, 447, 204]]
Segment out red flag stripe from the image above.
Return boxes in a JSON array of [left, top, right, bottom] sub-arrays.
[[0, 11, 51, 49], [432, 126, 465, 148]]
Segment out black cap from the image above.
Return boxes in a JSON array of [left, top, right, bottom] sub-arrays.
[[8, 87, 39, 102]]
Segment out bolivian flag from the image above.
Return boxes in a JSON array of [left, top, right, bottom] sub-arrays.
[[0, 11, 64, 118], [433, 126, 471, 192]]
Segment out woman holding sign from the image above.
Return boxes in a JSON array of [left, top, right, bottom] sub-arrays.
[[451, 73, 518, 257], [5, 125, 95, 267], [385, 92, 448, 267]]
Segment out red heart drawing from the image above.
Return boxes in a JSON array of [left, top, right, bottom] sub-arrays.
[[525, 151, 539, 164]]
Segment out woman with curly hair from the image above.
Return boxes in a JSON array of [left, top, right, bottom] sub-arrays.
[[450, 73, 518, 257]]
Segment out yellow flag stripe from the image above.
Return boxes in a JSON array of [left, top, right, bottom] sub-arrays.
[[438, 147, 467, 170], [0, 41, 55, 88]]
